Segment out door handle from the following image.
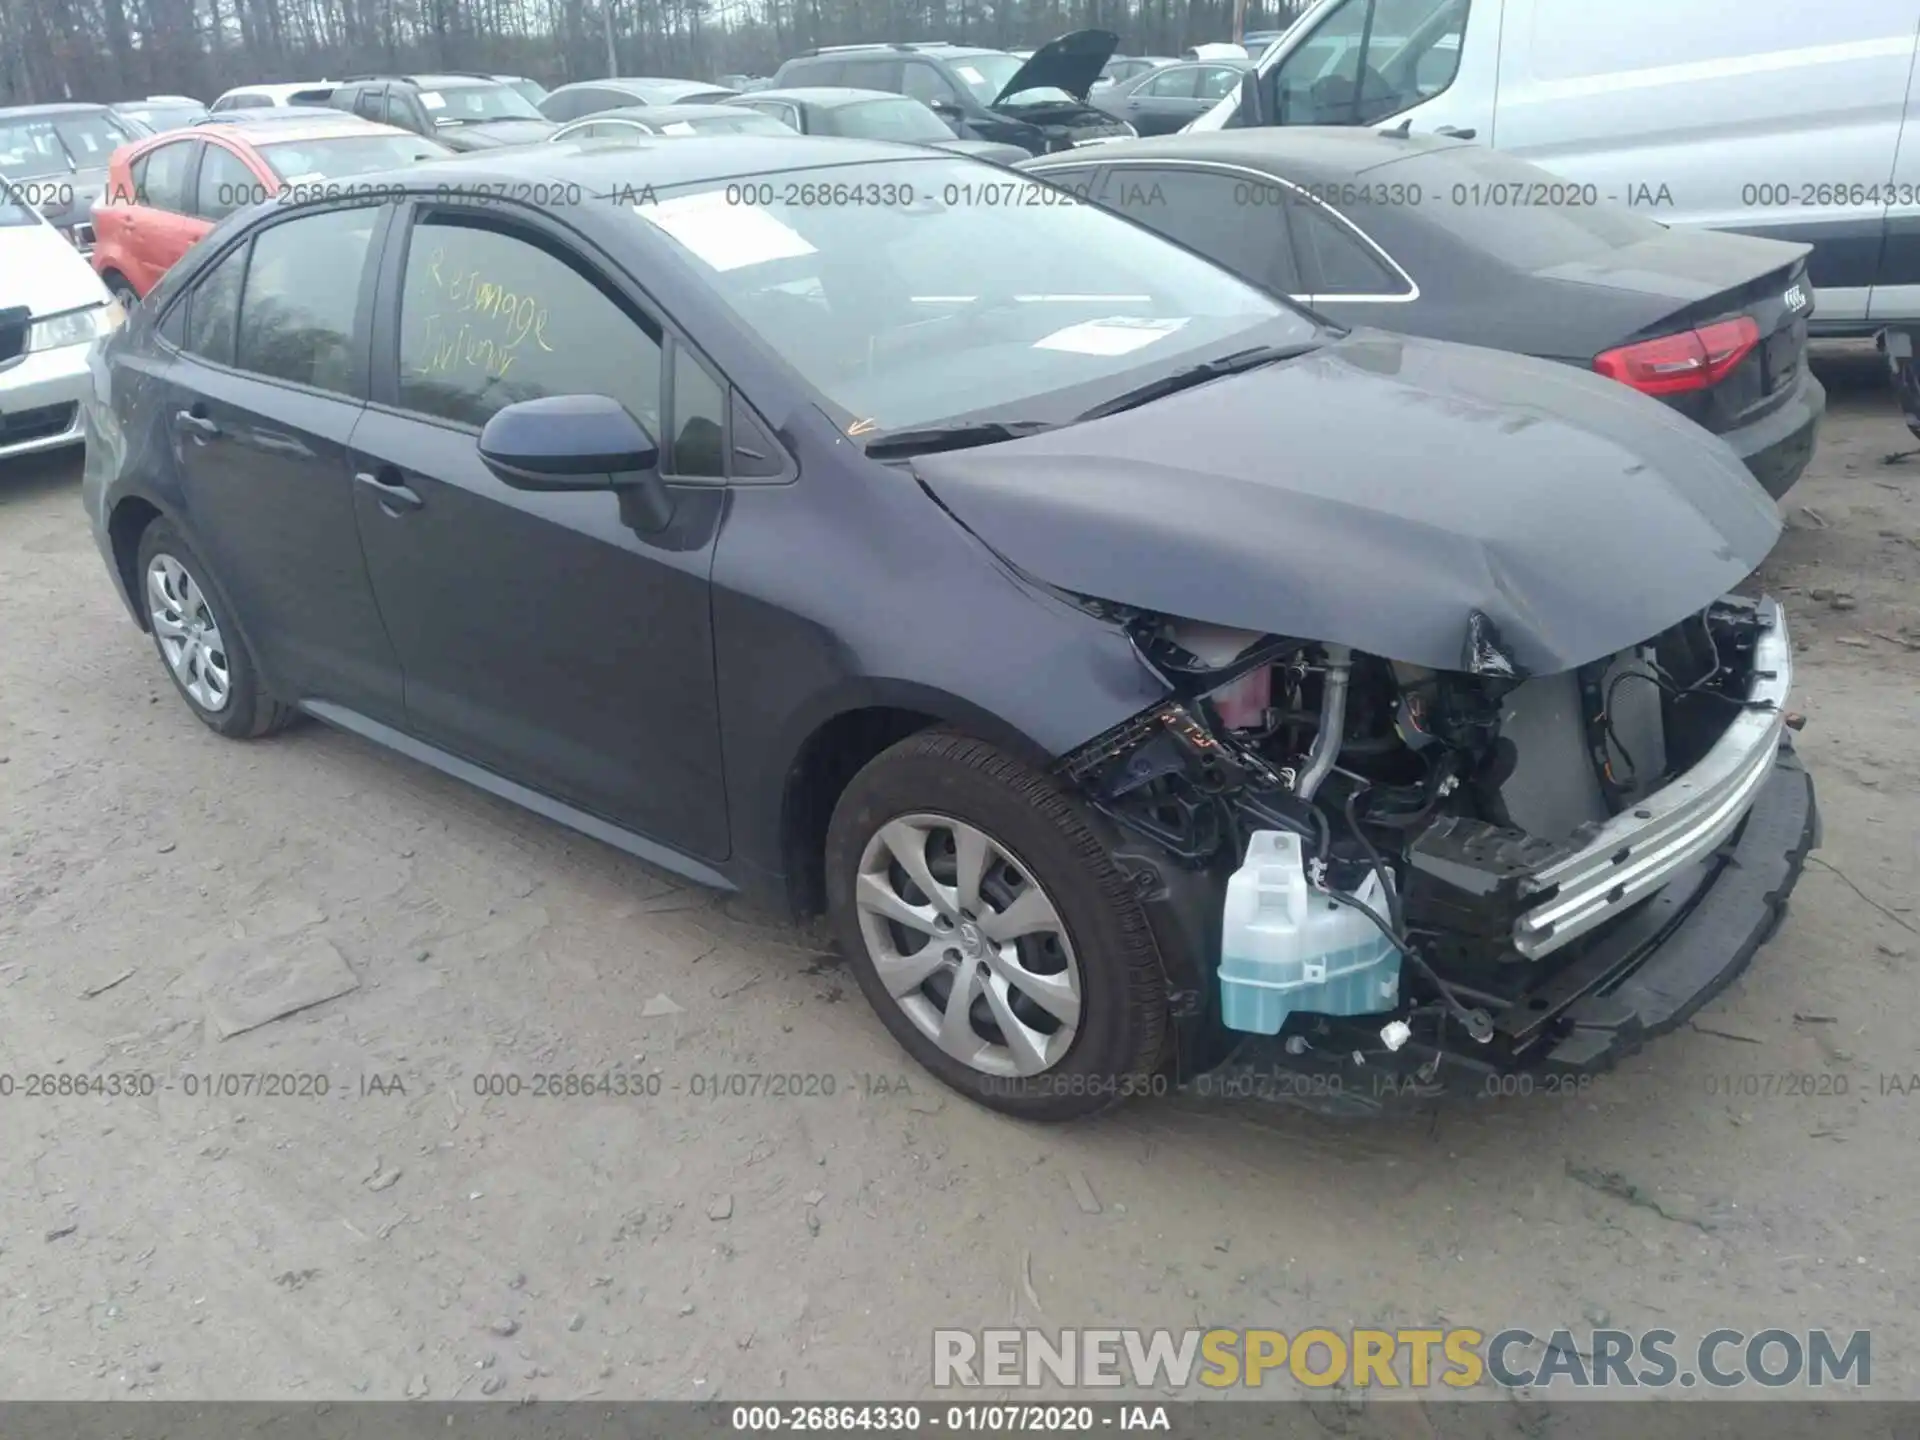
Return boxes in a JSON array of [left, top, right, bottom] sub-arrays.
[[355, 467, 424, 513], [174, 408, 221, 440]]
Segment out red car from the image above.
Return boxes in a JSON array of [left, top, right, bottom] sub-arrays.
[[90, 116, 446, 306]]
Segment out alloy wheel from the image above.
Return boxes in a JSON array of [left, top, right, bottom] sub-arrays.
[[853, 812, 1083, 1077], [147, 553, 231, 712]]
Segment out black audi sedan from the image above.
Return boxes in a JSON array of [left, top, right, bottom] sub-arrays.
[[1021, 129, 1825, 499], [81, 139, 1814, 1119]]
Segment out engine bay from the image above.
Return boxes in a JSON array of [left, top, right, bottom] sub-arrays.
[[1055, 593, 1789, 1074]]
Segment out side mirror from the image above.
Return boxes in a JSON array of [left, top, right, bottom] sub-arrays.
[[479, 395, 676, 530], [930, 99, 964, 122]]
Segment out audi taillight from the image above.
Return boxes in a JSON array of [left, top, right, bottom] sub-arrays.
[[1593, 316, 1760, 396]]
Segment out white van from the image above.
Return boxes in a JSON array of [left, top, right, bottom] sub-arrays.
[[1188, 0, 1920, 362]]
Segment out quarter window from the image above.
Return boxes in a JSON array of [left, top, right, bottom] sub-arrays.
[[1290, 201, 1403, 296], [233, 207, 378, 394], [396, 216, 664, 435]]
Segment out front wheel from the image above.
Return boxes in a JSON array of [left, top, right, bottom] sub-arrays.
[[824, 731, 1169, 1120]]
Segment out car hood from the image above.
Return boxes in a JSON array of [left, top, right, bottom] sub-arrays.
[[436, 119, 557, 149], [992, 29, 1120, 105], [0, 219, 111, 312], [32, 165, 108, 225], [910, 331, 1782, 676]]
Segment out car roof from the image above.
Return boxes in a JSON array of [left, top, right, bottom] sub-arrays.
[[214, 116, 416, 145], [218, 81, 334, 96], [558, 76, 732, 94], [379, 133, 940, 195], [742, 86, 912, 109], [1026, 125, 1477, 185], [581, 102, 769, 123]]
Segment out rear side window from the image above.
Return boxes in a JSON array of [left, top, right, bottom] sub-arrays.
[[136, 141, 195, 212], [1144, 67, 1200, 98], [781, 58, 845, 86], [902, 60, 962, 105], [233, 207, 378, 394], [841, 57, 903, 91], [194, 144, 259, 221], [1098, 166, 1302, 295], [354, 90, 385, 123], [184, 244, 244, 364], [395, 215, 664, 432]]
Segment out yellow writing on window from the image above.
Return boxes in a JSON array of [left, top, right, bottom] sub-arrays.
[[412, 245, 556, 380]]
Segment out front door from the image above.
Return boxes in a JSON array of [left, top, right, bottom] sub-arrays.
[[347, 203, 731, 859], [158, 204, 405, 722]]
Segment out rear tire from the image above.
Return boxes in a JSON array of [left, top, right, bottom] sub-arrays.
[[824, 731, 1168, 1121], [104, 271, 140, 310], [135, 519, 296, 739]]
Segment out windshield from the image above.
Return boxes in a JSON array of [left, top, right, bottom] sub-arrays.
[[828, 98, 954, 142], [117, 103, 208, 132], [421, 82, 545, 124], [0, 179, 38, 225], [947, 52, 1070, 105], [634, 155, 1314, 433], [0, 111, 136, 177], [260, 133, 450, 180]]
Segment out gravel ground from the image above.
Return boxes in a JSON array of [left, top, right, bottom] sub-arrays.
[[1, 349, 1916, 1404]]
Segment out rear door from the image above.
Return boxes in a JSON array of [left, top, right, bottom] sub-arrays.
[[1868, 15, 1920, 324], [1492, 0, 1918, 329], [153, 202, 405, 721], [346, 202, 731, 859], [117, 138, 202, 295]]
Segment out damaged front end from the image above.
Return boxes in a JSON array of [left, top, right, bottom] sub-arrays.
[[1053, 594, 1816, 1096]]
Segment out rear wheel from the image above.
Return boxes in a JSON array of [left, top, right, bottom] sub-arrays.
[[824, 731, 1168, 1120], [135, 519, 295, 739], [103, 272, 140, 311]]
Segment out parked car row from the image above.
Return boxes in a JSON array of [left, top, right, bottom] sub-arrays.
[[71, 131, 1817, 1120]]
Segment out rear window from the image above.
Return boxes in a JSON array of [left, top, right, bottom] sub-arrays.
[[258, 133, 449, 180], [827, 98, 953, 142], [1379, 144, 1668, 271], [661, 112, 793, 136]]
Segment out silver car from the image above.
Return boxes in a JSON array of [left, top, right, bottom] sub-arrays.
[[0, 180, 123, 461]]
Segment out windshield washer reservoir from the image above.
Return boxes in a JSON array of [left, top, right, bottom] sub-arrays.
[[1219, 830, 1400, 1035]]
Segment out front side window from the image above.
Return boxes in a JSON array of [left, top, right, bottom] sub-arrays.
[[902, 61, 962, 106], [234, 207, 378, 394], [825, 99, 954, 143], [634, 154, 1311, 435], [395, 216, 663, 433], [1270, 0, 1468, 125], [194, 143, 259, 221]]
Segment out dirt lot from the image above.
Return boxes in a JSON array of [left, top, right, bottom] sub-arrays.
[[2, 350, 1917, 1405]]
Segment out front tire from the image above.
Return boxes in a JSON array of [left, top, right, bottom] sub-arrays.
[[824, 731, 1168, 1120], [135, 519, 294, 739]]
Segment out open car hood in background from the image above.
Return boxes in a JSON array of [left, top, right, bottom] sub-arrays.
[[992, 30, 1120, 105], [911, 331, 1783, 676]]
